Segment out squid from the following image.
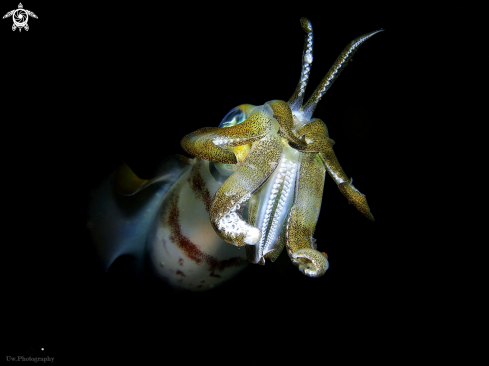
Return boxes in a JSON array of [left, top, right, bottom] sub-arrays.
[[87, 18, 382, 291]]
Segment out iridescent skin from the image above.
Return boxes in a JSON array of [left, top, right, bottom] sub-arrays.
[[88, 18, 381, 290], [182, 18, 380, 277]]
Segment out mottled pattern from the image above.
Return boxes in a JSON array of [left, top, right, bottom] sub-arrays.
[[264, 229, 286, 262], [181, 127, 238, 164], [230, 144, 251, 165], [188, 159, 212, 212], [292, 248, 329, 278], [88, 18, 382, 290], [244, 150, 300, 263], [319, 148, 374, 221], [166, 191, 248, 272], [172, 18, 379, 279], [286, 153, 329, 276], [288, 17, 314, 112], [181, 107, 276, 164], [338, 179, 375, 221], [296, 118, 335, 152], [268, 100, 306, 148], [211, 128, 283, 246]]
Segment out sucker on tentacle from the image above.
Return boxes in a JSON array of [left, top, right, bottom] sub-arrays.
[[301, 29, 384, 121], [88, 17, 382, 291]]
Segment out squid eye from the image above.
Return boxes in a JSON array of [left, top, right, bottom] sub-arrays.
[[218, 107, 246, 128], [212, 106, 249, 178]]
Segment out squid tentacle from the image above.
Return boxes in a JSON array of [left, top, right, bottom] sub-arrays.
[[89, 17, 381, 290], [288, 17, 314, 112], [285, 152, 328, 277], [292, 248, 329, 278], [182, 104, 285, 246], [181, 106, 276, 164], [268, 100, 307, 149], [210, 131, 283, 246], [319, 149, 374, 222], [295, 118, 335, 153], [301, 29, 384, 120]]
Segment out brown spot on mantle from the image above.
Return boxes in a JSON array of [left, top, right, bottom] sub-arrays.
[[176, 270, 186, 277], [166, 192, 247, 272], [178, 258, 184, 266], [187, 163, 212, 213]]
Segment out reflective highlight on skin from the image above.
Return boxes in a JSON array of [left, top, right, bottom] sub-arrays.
[[182, 18, 380, 277], [88, 18, 381, 290]]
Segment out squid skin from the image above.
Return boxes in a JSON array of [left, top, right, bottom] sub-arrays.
[[88, 156, 249, 291], [87, 18, 381, 291]]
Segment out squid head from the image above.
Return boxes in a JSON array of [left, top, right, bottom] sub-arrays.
[[181, 18, 381, 278]]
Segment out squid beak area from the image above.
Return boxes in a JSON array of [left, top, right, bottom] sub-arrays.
[[231, 144, 252, 164]]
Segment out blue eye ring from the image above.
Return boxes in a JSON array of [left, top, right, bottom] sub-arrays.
[[218, 106, 246, 128]]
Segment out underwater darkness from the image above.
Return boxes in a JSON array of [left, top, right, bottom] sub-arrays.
[[4, 1, 462, 362]]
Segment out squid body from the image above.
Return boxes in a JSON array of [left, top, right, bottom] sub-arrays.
[[87, 18, 381, 291]]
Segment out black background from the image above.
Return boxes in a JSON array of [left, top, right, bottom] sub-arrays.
[[3, 2, 469, 363]]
